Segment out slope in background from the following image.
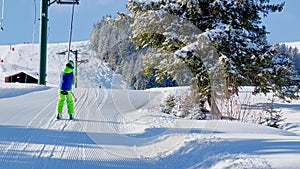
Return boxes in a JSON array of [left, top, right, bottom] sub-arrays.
[[0, 41, 129, 89]]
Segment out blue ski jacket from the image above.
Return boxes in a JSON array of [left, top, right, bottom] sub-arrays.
[[59, 67, 75, 91]]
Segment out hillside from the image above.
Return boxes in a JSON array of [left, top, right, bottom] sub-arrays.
[[89, 18, 181, 90], [0, 41, 129, 89], [285, 41, 300, 50]]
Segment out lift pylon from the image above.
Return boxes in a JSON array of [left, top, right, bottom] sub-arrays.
[[38, 0, 79, 85]]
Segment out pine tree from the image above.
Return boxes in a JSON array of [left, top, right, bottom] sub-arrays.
[[124, 0, 297, 118]]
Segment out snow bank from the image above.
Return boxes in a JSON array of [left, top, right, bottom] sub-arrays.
[[0, 83, 50, 99]]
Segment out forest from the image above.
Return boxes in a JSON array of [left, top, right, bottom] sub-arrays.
[[89, 17, 300, 90]]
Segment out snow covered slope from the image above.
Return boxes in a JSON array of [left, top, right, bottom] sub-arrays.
[[285, 41, 300, 50], [0, 41, 129, 88], [0, 41, 300, 169], [0, 85, 300, 169]]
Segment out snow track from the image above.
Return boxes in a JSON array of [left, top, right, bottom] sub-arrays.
[[0, 87, 156, 168]]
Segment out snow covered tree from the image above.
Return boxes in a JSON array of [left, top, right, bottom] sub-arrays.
[[124, 0, 297, 118], [90, 16, 180, 90], [276, 44, 300, 75], [260, 96, 286, 128]]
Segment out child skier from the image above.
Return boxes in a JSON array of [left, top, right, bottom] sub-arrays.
[[56, 60, 76, 120]]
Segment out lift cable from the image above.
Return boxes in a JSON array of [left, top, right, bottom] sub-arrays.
[[32, 0, 37, 44], [0, 0, 5, 31]]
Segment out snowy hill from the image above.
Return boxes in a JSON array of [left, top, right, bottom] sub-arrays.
[[0, 41, 300, 169], [284, 41, 300, 50], [0, 41, 129, 89]]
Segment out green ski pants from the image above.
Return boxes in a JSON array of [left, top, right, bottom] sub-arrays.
[[56, 90, 74, 114]]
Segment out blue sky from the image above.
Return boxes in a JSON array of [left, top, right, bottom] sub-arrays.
[[0, 0, 298, 45], [262, 0, 300, 43], [0, 0, 127, 45]]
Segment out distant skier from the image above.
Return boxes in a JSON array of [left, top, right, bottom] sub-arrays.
[[56, 60, 76, 120]]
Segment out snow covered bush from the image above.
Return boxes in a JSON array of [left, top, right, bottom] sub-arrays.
[[161, 90, 207, 120], [160, 95, 175, 114], [224, 92, 251, 121], [260, 96, 286, 128]]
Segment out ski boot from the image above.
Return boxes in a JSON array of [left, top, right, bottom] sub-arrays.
[[56, 114, 62, 120]]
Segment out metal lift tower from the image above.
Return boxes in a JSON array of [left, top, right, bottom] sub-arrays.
[[38, 0, 79, 85]]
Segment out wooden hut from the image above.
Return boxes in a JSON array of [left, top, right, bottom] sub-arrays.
[[5, 72, 38, 84]]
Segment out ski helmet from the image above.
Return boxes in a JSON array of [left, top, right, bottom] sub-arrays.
[[66, 60, 74, 69]]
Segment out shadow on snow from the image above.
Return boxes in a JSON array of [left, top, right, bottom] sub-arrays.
[[0, 125, 299, 169]]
